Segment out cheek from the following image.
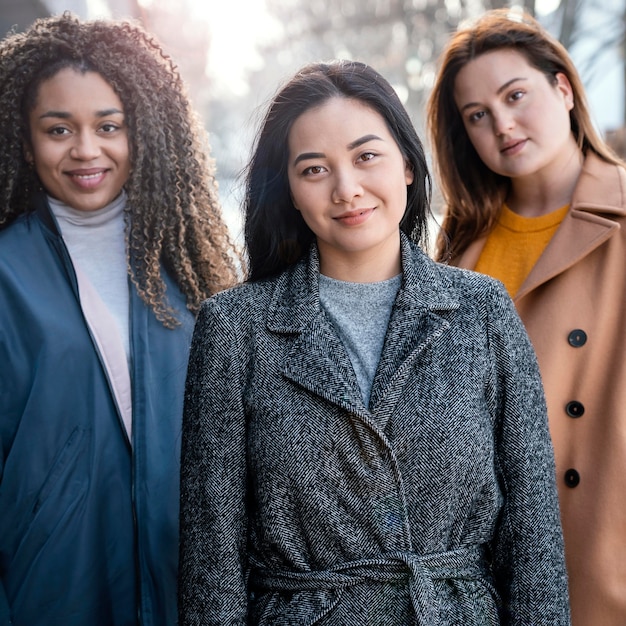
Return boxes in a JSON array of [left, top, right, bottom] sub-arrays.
[[465, 129, 493, 160], [287, 177, 302, 211]]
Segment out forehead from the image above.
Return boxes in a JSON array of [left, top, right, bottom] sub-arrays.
[[32, 68, 122, 110], [288, 97, 392, 148], [454, 48, 539, 101]]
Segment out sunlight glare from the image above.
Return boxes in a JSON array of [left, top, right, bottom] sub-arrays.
[[535, 0, 562, 16], [186, 0, 282, 97]]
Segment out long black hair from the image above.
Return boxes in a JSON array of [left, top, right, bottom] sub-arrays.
[[244, 60, 432, 281]]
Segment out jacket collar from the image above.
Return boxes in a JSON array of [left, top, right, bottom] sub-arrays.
[[266, 234, 459, 423], [31, 191, 62, 237], [570, 151, 626, 216], [267, 234, 458, 333], [517, 153, 625, 298], [456, 153, 626, 300]]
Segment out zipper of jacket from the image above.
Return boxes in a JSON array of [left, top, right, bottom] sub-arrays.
[[52, 226, 143, 622], [54, 235, 133, 450], [127, 277, 143, 626]]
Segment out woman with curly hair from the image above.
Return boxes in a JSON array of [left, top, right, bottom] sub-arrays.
[[427, 8, 626, 625], [0, 12, 239, 626]]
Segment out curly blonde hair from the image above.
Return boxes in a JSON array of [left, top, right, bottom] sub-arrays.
[[0, 12, 240, 326]]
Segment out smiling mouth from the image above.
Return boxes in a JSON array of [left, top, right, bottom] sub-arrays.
[[66, 169, 108, 189], [72, 172, 104, 180], [500, 139, 527, 155], [334, 208, 375, 226]]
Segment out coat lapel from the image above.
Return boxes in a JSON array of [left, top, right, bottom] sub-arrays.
[[369, 240, 458, 426], [516, 154, 626, 300], [515, 210, 617, 299], [267, 246, 366, 417], [454, 154, 626, 303], [266, 239, 459, 424]]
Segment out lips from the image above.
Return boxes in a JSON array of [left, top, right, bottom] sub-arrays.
[[334, 208, 375, 226], [500, 139, 527, 156], [65, 168, 108, 189]]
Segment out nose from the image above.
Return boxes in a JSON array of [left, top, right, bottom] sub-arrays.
[[331, 169, 363, 204], [492, 109, 515, 136], [70, 131, 101, 160]]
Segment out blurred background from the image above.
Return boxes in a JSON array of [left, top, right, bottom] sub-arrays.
[[2, 0, 625, 242]]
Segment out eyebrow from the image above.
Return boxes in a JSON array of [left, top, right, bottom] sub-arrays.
[[459, 77, 527, 112], [37, 108, 124, 120], [292, 133, 383, 166]]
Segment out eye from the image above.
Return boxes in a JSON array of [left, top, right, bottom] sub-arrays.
[[47, 126, 71, 136], [357, 151, 376, 163], [301, 164, 326, 176], [509, 90, 525, 102], [467, 110, 486, 124], [100, 122, 122, 133]]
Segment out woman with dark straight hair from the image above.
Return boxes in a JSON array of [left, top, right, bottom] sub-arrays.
[[428, 8, 626, 625], [179, 59, 569, 625], [243, 61, 431, 281]]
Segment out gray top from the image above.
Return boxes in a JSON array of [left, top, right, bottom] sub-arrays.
[[49, 192, 129, 361], [319, 273, 401, 406]]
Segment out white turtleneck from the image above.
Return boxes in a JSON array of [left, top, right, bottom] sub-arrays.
[[49, 192, 130, 363]]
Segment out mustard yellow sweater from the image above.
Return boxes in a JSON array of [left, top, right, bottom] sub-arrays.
[[475, 203, 569, 297]]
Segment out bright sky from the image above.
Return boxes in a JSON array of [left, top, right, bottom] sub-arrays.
[[131, 0, 281, 97], [187, 0, 283, 97], [182, 0, 563, 95], [535, 0, 562, 15]]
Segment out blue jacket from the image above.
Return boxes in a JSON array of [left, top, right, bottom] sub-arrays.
[[0, 195, 194, 626]]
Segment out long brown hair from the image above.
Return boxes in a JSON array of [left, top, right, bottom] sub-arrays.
[[427, 8, 622, 262], [0, 13, 240, 326]]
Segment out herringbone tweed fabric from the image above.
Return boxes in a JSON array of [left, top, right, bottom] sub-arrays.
[[179, 236, 570, 625]]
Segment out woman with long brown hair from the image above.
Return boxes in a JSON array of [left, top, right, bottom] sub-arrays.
[[428, 9, 626, 625]]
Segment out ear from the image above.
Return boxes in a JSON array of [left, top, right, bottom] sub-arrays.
[[555, 72, 575, 111], [404, 160, 414, 186]]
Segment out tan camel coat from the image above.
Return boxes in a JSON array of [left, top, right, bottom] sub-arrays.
[[456, 153, 626, 626]]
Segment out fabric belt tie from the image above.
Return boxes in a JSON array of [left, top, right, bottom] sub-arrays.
[[252, 546, 487, 625]]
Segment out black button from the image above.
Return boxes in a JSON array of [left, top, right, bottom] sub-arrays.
[[565, 401, 585, 418], [568, 329, 587, 347], [564, 469, 580, 488]]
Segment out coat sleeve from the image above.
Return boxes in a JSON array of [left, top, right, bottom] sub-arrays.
[[484, 281, 571, 625], [178, 297, 248, 626]]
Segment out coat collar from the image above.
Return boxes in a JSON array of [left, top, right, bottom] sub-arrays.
[[266, 234, 459, 424], [456, 153, 626, 300], [267, 234, 458, 333], [518, 153, 625, 298]]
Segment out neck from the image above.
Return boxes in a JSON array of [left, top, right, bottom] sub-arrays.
[[318, 235, 402, 283], [507, 141, 584, 217]]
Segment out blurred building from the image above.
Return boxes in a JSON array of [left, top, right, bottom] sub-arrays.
[[1, 0, 48, 36], [0, 0, 141, 37]]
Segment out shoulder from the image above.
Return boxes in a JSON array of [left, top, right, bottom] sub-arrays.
[[573, 152, 626, 213], [0, 213, 51, 277], [404, 238, 508, 306], [194, 272, 288, 339], [202, 274, 281, 314]]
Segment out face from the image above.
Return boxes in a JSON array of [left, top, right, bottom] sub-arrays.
[[453, 48, 577, 182], [26, 68, 130, 212], [287, 97, 413, 277]]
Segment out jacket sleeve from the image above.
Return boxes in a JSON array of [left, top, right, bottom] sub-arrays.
[[178, 297, 248, 626], [485, 281, 571, 625]]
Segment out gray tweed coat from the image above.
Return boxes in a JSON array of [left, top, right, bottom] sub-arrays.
[[178, 237, 570, 626]]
